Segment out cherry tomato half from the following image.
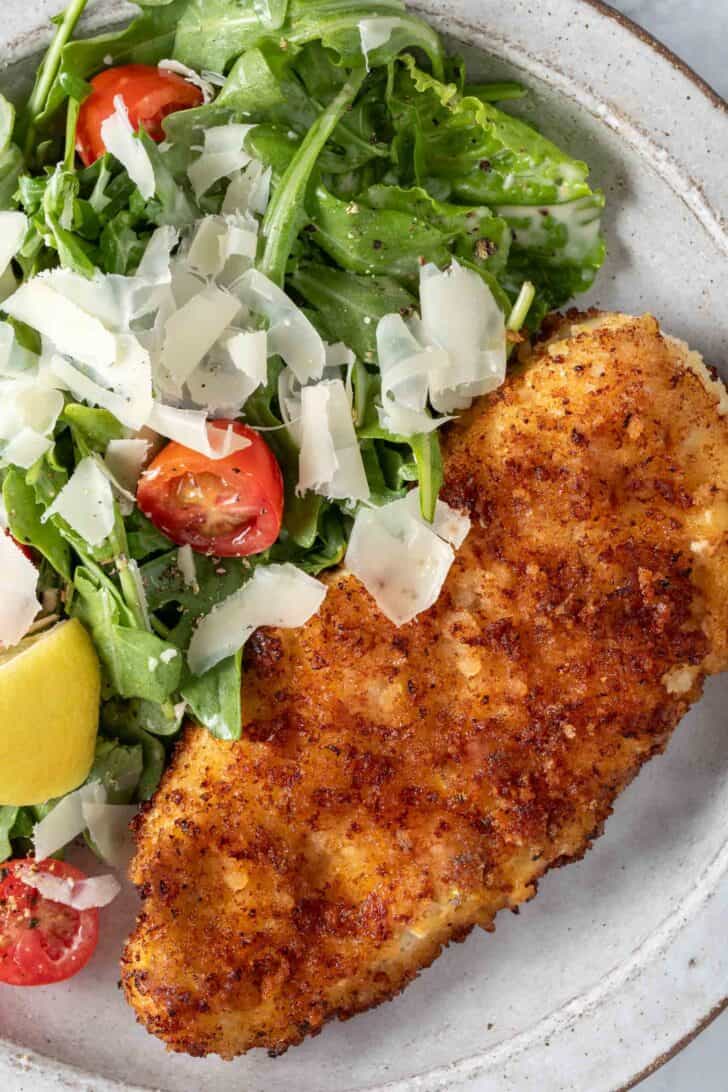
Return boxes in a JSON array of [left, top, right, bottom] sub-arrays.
[[4, 529, 34, 563], [136, 421, 284, 557], [76, 64, 203, 167], [0, 859, 100, 986]]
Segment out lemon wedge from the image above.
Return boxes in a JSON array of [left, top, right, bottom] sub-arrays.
[[0, 619, 101, 806]]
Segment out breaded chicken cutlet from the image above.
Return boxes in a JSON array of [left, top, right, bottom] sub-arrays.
[[122, 313, 728, 1058]]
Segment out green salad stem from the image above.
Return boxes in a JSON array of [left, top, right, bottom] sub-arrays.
[[63, 97, 81, 171], [507, 281, 536, 332], [260, 65, 367, 286], [22, 0, 90, 158]]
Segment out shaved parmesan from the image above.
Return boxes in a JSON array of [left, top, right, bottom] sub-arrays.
[[4, 279, 117, 370], [345, 489, 470, 625], [278, 365, 304, 446], [0, 211, 27, 278], [0, 327, 37, 379], [82, 802, 138, 871], [186, 213, 258, 279], [187, 355, 254, 413], [298, 379, 370, 502], [32, 782, 106, 862], [104, 438, 150, 497], [231, 269, 325, 383], [159, 59, 214, 103], [403, 488, 471, 548], [358, 17, 405, 67], [0, 531, 39, 646], [188, 563, 327, 676], [137, 224, 178, 280], [377, 312, 445, 411], [223, 161, 272, 217], [100, 96, 155, 200], [374, 261, 506, 432], [43, 457, 116, 547], [2, 428, 52, 468], [148, 403, 251, 459], [188, 123, 256, 198], [169, 260, 206, 310], [298, 384, 337, 495], [15, 864, 121, 909], [325, 342, 356, 370], [225, 211, 259, 254], [188, 327, 266, 412], [186, 217, 228, 277], [419, 261, 506, 411], [177, 544, 198, 590], [50, 352, 153, 431], [159, 285, 241, 390], [0, 378, 63, 468], [223, 329, 267, 388]]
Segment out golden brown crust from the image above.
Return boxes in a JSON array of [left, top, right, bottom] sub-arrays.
[[122, 314, 728, 1058]]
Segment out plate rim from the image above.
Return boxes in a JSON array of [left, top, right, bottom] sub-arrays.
[[0, 2, 726, 1090], [558, 12, 728, 1083]]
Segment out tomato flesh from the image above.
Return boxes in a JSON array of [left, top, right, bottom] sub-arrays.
[[136, 421, 284, 557], [4, 530, 34, 563], [76, 64, 203, 166], [0, 859, 100, 986]]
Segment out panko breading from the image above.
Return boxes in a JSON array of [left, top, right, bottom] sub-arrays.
[[122, 313, 728, 1058]]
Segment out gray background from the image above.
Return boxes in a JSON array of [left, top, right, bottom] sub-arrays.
[[610, 2, 727, 1089]]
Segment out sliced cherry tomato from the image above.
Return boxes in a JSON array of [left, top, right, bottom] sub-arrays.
[[4, 530, 34, 563], [0, 859, 100, 986], [76, 64, 203, 166], [136, 421, 284, 557]]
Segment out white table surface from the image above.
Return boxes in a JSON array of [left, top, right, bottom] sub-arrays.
[[609, 7, 728, 1091]]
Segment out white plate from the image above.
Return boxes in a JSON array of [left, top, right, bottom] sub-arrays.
[[1, 2, 727, 1090]]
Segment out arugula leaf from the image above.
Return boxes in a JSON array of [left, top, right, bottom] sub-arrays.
[[269, 502, 348, 572], [496, 193, 606, 314], [260, 66, 366, 286], [181, 651, 242, 741], [391, 57, 595, 207], [109, 722, 166, 801], [103, 696, 184, 739], [125, 510, 175, 561], [0, 145, 25, 211], [61, 404, 126, 452], [290, 261, 414, 362], [71, 567, 183, 702], [219, 43, 389, 177], [0, 93, 15, 156], [307, 182, 510, 287], [3, 467, 71, 580], [174, 0, 443, 77], [88, 737, 143, 804], [141, 550, 251, 616], [0, 806, 18, 862], [99, 211, 148, 274]]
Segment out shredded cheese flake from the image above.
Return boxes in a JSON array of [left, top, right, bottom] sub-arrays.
[[188, 563, 327, 676]]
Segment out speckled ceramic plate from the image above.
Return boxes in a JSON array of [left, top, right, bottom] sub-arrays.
[[0, 2, 726, 1090]]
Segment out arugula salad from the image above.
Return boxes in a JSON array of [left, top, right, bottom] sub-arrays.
[[0, 0, 604, 942]]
